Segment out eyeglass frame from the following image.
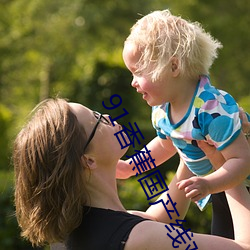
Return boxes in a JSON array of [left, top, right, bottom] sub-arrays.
[[83, 111, 110, 151]]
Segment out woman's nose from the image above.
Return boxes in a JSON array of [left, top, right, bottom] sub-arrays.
[[103, 114, 112, 125]]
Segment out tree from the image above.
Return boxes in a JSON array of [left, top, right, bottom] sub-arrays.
[[0, 1, 249, 248]]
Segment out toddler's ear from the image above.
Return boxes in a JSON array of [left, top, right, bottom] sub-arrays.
[[171, 57, 180, 76], [171, 62, 178, 72]]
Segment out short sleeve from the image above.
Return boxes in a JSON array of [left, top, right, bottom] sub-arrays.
[[197, 89, 241, 150], [151, 105, 169, 140], [156, 130, 168, 139]]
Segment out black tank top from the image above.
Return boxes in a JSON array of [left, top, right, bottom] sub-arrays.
[[66, 206, 148, 250]]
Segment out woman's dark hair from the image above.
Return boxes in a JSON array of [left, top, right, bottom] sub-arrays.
[[13, 98, 88, 246]]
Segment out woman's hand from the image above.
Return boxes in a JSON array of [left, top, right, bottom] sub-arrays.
[[239, 107, 250, 141], [197, 141, 225, 170]]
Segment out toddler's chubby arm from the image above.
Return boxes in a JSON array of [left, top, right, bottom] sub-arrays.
[[178, 111, 250, 201], [129, 159, 194, 223], [116, 137, 177, 179], [178, 132, 250, 201]]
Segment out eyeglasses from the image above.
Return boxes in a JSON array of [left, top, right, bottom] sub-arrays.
[[84, 111, 110, 151]]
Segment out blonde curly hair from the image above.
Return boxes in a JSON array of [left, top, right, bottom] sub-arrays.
[[125, 9, 222, 81], [13, 98, 88, 246]]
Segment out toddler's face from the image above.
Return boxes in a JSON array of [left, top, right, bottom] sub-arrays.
[[123, 43, 173, 106]]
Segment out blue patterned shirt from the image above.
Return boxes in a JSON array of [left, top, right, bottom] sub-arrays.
[[152, 75, 242, 176]]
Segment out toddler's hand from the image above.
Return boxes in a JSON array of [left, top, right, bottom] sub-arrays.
[[177, 176, 211, 202], [116, 159, 135, 179]]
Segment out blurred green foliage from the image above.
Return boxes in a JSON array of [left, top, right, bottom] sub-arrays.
[[0, 171, 42, 249], [0, 0, 249, 248]]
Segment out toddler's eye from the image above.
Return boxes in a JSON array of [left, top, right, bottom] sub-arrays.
[[134, 71, 142, 77]]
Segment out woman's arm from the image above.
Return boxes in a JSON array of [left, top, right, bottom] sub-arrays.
[[129, 159, 193, 223], [225, 184, 250, 245], [125, 183, 250, 250]]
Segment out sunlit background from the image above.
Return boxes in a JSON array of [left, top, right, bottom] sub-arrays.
[[0, 0, 249, 249]]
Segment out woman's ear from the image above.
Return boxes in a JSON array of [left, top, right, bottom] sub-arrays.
[[170, 57, 180, 77], [82, 155, 97, 169]]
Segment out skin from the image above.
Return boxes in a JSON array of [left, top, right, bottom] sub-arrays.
[[179, 110, 250, 202], [239, 107, 250, 136], [68, 103, 128, 211], [67, 103, 250, 250], [122, 43, 197, 115], [121, 42, 250, 202], [125, 184, 250, 250]]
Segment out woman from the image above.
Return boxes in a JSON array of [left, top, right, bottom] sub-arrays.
[[13, 98, 250, 249]]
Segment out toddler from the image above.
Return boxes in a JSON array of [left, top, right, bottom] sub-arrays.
[[119, 9, 250, 238]]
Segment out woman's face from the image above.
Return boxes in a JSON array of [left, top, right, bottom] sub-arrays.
[[68, 103, 128, 162]]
